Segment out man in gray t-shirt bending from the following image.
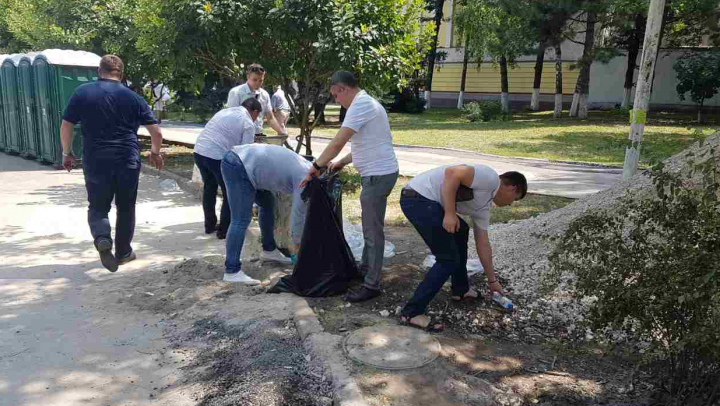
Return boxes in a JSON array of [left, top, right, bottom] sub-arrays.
[[220, 144, 312, 284]]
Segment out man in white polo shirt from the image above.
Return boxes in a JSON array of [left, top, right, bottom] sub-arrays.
[[302, 70, 399, 302], [227, 63, 287, 137], [398, 165, 527, 331]]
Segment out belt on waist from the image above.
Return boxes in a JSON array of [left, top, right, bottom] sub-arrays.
[[401, 187, 420, 198]]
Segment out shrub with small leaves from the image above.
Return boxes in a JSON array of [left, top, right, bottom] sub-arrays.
[[546, 141, 720, 404], [463, 100, 506, 122]]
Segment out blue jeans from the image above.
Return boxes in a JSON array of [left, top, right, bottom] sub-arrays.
[[400, 193, 470, 319], [83, 164, 140, 258], [194, 153, 230, 233], [221, 151, 277, 274]]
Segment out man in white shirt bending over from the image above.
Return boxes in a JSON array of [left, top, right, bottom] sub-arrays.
[[302, 70, 399, 302], [227, 63, 287, 137]]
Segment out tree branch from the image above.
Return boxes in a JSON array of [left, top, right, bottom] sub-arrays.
[[562, 34, 585, 46]]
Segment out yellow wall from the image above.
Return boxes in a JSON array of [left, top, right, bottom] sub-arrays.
[[433, 62, 579, 94]]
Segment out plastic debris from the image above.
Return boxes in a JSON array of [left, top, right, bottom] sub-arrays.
[[158, 178, 179, 191], [343, 220, 395, 259], [421, 255, 484, 276]]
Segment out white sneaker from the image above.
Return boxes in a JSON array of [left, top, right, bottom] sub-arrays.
[[260, 249, 293, 265], [222, 271, 261, 285]]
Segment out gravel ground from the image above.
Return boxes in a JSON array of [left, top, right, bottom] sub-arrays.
[[467, 133, 720, 342], [172, 317, 333, 406]]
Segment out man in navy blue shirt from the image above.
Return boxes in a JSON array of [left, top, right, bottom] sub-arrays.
[[60, 55, 164, 272]]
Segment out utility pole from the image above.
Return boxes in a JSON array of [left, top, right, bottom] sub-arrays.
[[622, 0, 666, 180]]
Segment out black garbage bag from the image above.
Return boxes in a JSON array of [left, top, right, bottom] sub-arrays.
[[268, 175, 358, 297]]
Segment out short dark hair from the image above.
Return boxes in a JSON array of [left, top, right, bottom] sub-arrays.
[[241, 97, 262, 113], [499, 171, 528, 199], [99, 55, 124, 76], [246, 63, 265, 77], [329, 70, 358, 88]]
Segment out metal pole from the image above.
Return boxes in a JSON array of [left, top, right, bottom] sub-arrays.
[[622, 0, 666, 180]]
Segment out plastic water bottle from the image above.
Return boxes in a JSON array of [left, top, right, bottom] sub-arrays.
[[493, 292, 514, 310], [290, 254, 297, 265]]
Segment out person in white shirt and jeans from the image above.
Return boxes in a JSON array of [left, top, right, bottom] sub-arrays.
[[193, 98, 262, 239], [227, 64, 287, 137], [302, 71, 399, 302]]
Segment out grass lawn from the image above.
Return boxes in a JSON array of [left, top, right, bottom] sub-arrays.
[[341, 173, 573, 227], [311, 107, 719, 167]]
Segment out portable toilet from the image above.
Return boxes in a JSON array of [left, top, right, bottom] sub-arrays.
[[32, 49, 101, 166], [1, 54, 24, 154], [0, 54, 7, 151], [18, 52, 40, 159]]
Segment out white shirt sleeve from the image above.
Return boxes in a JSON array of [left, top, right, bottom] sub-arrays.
[[227, 87, 241, 108], [241, 116, 256, 145], [341, 95, 376, 132]]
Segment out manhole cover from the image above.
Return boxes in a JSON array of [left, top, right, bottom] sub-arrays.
[[343, 325, 441, 370]]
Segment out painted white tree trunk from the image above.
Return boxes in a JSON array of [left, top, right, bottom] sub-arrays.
[[578, 94, 588, 119], [424, 90, 431, 109], [501, 92, 510, 114], [554, 94, 563, 118], [623, 0, 666, 180], [457, 91, 465, 109], [530, 89, 540, 111], [621, 88, 632, 109], [569, 92, 579, 116]]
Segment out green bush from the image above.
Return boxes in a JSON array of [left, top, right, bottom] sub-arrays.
[[463, 100, 506, 122], [546, 142, 720, 404], [337, 166, 362, 196]]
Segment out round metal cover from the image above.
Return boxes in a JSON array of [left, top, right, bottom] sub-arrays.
[[343, 325, 441, 370]]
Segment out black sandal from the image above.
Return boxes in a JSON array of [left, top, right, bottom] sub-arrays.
[[451, 289, 479, 302], [400, 315, 445, 333]]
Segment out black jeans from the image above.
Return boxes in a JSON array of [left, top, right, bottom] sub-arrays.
[[194, 153, 230, 234], [400, 192, 471, 319], [83, 164, 140, 258]]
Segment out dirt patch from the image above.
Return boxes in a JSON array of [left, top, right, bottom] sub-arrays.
[[307, 226, 653, 405], [115, 256, 333, 406], [171, 317, 333, 406]]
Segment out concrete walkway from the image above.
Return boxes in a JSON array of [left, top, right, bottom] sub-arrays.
[[143, 121, 623, 199], [0, 153, 300, 406]]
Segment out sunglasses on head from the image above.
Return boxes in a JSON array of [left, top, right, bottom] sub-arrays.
[[248, 66, 265, 73]]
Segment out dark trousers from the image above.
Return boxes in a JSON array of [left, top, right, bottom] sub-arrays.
[[400, 193, 470, 319], [194, 153, 230, 234], [83, 164, 140, 258]]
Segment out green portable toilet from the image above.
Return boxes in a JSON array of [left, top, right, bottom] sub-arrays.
[[18, 52, 40, 159], [1, 54, 24, 154], [0, 54, 7, 151], [32, 49, 100, 166]]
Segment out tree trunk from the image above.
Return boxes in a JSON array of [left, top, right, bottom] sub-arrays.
[[621, 13, 645, 109], [648, 6, 670, 113], [531, 43, 546, 111], [623, 0, 666, 180], [569, 11, 597, 118], [554, 41, 563, 118], [698, 98, 704, 123], [339, 106, 347, 122], [425, 0, 447, 110], [458, 46, 469, 109], [500, 55, 510, 114]]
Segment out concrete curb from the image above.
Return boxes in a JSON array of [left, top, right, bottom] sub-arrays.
[[311, 135, 624, 170], [140, 165, 203, 199], [293, 298, 369, 406]]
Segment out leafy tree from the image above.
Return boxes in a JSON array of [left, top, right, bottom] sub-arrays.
[[674, 50, 720, 123], [167, 0, 432, 155], [454, 0, 534, 114], [423, 0, 446, 109], [500, 0, 579, 112]]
